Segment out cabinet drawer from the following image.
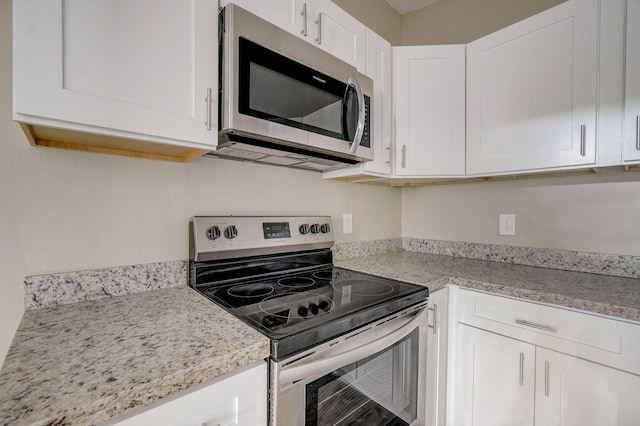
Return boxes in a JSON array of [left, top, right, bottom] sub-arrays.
[[457, 288, 640, 375]]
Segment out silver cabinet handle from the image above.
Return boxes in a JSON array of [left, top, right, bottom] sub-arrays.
[[515, 319, 557, 333], [428, 304, 438, 335], [315, 12, 322, 45], [636, 116, 640, 151], [401, 145, 407, 168], [519, 352, 524, 387], [300, 3, 308, 36], [544, 361, 550, 397], [205, 88, 213, 131], [580, 124, 586, 157], [385, 145, 391, 164]]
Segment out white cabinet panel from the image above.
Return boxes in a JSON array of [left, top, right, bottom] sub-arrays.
[[425, 288, 449, 426], [105, 362, 267, 426], [623, 0, 640, 162], [311, 0, 366, 72], [13, 0, 218, 155], [219, 0, 305, 40], [453, 325, 535, 426], [466, 0, 599, 174], [535, 348, 640, 426], [394, 45, 466, 176]]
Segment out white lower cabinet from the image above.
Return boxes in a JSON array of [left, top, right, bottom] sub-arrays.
[[454, 325, 640, 426], [453, 325, 535, 426], [451, 288, 640, 426], [104, 361, 267, 426], [535, 347, 640, 426]]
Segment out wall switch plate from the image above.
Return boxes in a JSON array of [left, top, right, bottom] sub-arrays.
[[499, 214, 516, 235], [343, 213, 353, 234]]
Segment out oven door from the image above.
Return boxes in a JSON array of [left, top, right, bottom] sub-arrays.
[[270, 304, 427, 426]]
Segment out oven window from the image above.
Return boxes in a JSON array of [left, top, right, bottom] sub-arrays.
[[305, 329, 418, 426]]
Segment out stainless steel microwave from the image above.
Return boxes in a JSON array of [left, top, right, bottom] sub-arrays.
[[212, 4, 373, 171]]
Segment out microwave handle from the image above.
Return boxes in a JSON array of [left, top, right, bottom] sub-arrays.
[[347, 75, 366, 154], [278, 305, 426, 387]]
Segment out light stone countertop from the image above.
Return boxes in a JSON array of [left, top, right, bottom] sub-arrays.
[[336, 251, 640, 322], [0, 286, 270, 426], [2, 250, 638, 426]]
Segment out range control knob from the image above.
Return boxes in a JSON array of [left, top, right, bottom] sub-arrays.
[[299, 224, 310, 235], [310, 224, 320, 234], [298, 306, 309, 317], [205, 226, 221, 240], [318, 300, 330, 312], [320, 223, 331, 234], [224, 225, 238, 239], [309, 303, 319, 315]]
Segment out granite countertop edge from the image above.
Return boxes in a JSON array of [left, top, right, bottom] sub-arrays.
[[335, 251, 640, 323], [0, 286, 271, 426]]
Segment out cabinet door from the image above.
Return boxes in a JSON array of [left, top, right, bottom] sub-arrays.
[[466, 0, 598, 175], [394, 45, 466, 177], [535, 348, 640, 426], [106, 362, 267, 426], [219, 0, 306, 40], [364, 28, 393, 175], [453, 325, 535, 426], [309, 0, 366, 72], [425, 288, 449, 426], [13, 0, 217, 147], [623, 0, 640, 162]]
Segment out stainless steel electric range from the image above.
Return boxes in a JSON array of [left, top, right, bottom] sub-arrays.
[[189, 216, 429, 426]]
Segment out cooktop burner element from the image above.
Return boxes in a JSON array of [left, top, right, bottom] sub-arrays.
[[332, 279, 394, 296], [189, 216, 429, 361], [277, 276, 316, 288], [227, 283, 275, 298]]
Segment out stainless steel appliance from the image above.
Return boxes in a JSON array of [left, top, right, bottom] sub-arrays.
[[189, 216, 429, 426], [211, 4, 374, 172]]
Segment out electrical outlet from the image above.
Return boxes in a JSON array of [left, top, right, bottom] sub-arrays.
[[499, 214, 516, 236], [343, 214, 353, 234]]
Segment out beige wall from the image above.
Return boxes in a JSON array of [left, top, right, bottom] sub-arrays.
[[332, 0, 403, 45], [402, 170, 640, 256], [401, 0, 566, 44], [0, 1, 401, 366]]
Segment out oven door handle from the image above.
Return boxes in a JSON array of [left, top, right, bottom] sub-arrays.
[[278, 305, 426, 387]]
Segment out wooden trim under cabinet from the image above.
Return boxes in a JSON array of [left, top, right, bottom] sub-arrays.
[[19, 123, 209, 163]]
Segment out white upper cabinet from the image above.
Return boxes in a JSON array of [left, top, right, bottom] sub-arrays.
[[310, 0, 366, 72], [394, 45, 466, 176], [221, 0, 365, 71], [623, 0, 640, 163], [13, 0, 218, 161], [466, 0, 599, 175]]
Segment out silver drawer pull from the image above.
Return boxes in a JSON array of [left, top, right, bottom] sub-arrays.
[[515, 319, 557, 333]]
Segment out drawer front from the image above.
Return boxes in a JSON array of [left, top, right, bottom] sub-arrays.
[[457, 288, 640, 375]]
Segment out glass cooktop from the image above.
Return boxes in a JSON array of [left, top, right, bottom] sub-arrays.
[[195, 266, 429, 361]]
